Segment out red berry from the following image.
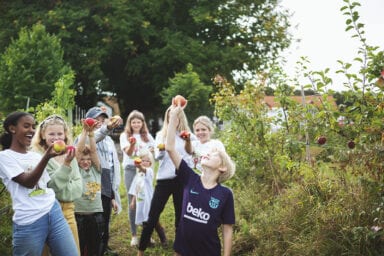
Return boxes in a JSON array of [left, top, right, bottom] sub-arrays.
[[317, 136, 326, 145]]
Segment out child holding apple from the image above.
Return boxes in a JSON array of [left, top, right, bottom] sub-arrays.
[[119, 110, 155, 246], [128, 149, 167, 246], [165, 103, 236, 256], [0, 111, 78, 255], [137, 102, 196, 254], [74, 118, 105, 256], [31, 114, 83, 255], [80, 106, 123, 255]]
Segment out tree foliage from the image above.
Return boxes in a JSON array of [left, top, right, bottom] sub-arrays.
[[0, 23, 72, 113], [0, 0, 291, 118]]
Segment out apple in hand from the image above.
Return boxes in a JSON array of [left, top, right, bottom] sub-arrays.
[[157, 143, 165, 151], [84, 118, 96, 127], [53, 140, 66, 153], [172, 95, 187, 107], [180, 130, 190, 139], [317, 136, 326, 145], [129, 137, 136, 144], [66, 145, 76, 152], [134, 157, 142, 165]]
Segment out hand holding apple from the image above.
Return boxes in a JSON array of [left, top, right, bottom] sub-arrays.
[[133, 157, 142, 166], [129, 136, 136, 144], [53, 140, 66, 153], [157, 143, 165, 151], [172, 95, 187, 107], [180, 130, 190, 140]]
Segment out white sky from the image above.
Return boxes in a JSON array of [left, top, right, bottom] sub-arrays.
[[280, 0, 384, 91]]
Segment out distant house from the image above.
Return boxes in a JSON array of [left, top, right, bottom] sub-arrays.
[[263, 95, 338, 131]]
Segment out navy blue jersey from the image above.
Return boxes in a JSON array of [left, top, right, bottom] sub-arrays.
[[174, 160, 235, 256]]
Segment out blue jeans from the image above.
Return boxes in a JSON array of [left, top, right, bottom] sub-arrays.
[[12, 200, 78, 256]]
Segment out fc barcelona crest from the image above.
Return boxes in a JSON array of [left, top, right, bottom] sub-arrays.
[[209, 197, 220, 209]]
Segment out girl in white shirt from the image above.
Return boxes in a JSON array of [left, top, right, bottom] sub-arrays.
[[0, 111, 77, 256], [120, 110, 155, 246], [192, 116, 225, 172]]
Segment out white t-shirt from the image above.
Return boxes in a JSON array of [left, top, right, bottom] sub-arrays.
[[192, 139, 225, 171], [128, 168, 154, 225], [154, 131, 195, 180], [0, 150, 56, 225], [120, 133, 155, 168]]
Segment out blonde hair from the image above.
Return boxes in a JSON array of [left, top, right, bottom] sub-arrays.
[[31, 114, 73, 152], [137, 148, 154, 166], [158, 106, 191, 140], [123, 110, 151, 142], [214, 148, 236, 183], [193, 116, 215, 135]]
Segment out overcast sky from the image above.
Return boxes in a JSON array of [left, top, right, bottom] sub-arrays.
[[280, 0, 384, 91]]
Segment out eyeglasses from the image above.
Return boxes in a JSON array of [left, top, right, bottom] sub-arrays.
[[39, 115, 66, 129]]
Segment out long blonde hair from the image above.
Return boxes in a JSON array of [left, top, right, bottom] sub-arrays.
[[158, 106, 191, 140], [31, 114, 73, 152]]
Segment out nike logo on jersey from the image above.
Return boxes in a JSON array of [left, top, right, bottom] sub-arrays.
[[190, 189, 199, 195]]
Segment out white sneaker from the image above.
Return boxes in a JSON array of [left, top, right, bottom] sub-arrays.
[[130, 236, 138, 246]]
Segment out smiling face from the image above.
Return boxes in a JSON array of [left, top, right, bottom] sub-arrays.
[[10, 115, 36, 152], [193, 122, 211, 144], [130, 118, 143, 134], [79, 155, 92, 170], [42, 124, 66, 147]]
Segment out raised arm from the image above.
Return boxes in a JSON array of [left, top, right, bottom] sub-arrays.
[[165, 105, 185, 170]]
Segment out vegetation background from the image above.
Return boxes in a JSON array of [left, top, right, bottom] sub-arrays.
[[1, 0, 384, 255]]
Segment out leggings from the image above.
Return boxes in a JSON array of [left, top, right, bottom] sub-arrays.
[[138, 176, 183, 251]]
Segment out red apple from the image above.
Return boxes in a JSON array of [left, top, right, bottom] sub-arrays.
[[129, 137, 136, 144], [157, 143, 165, 151], [180, 130, 190, 139], [347, 140, 355, 149], [53, 140, 66, 153], [134, 157, 142, 165], [172, 95, 187, 107], [66, 145, 76, 152], [317, 136, 326, 145], [84, 118, 96, 127]]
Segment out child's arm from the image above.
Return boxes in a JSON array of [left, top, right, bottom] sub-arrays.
[[75, 123, 88, 159], [222, 224, 233, 256], [165, 105, 184, 170], [89, 129, 101, 171]]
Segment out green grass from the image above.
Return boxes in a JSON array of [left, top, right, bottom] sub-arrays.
[[109, 166, 177, 255]]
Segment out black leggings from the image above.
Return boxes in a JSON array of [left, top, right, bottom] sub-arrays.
[[138, 176, 183, 251]]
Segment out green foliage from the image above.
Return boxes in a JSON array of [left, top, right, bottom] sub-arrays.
[[211, 0, 384, 254], [0, 23, 72, 113], [161, 63, 213, 122], [0, 0, 291, 118]]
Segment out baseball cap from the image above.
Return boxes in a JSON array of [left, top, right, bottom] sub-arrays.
[[85, 107, 109, 119]]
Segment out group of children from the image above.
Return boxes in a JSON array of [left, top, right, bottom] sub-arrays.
[[0, 97, 236, 256]]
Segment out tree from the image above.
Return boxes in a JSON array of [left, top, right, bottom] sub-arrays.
[[0, 23, 72, 113], [0, 0, 291, 118], [161, 63, 213, 123]]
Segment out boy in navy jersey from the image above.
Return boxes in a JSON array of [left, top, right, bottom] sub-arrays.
[[165, 102, 236, 256]]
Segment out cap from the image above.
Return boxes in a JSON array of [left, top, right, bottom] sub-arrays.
[[85, 107, 109, 119]]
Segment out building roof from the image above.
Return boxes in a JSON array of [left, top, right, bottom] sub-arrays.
[[263, 95, 337, 110]]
